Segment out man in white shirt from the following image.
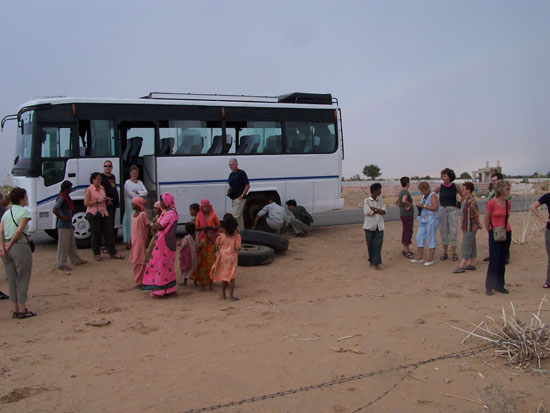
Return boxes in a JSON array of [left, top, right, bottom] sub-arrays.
[[363, 183, 386, 270], [252, 198, 286, 233]]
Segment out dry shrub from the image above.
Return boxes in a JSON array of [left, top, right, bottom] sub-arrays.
[[452, 297, 550, 370]]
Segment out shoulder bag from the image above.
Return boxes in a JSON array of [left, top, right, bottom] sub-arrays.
[[492, 200, 508, 243], [10, 208, 35, 252]]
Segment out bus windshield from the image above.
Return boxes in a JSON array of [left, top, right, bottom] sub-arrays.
[[13, 110, 34, 173]]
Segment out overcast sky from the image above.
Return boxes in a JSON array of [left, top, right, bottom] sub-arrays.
[[1, 0, 548, 182]]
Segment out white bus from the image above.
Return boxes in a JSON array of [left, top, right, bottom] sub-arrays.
[[2, 92, 344, 247]]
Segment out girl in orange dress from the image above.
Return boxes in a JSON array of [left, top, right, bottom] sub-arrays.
[[210, 214, 242, 300], [195, 199, 220, 242], [130, 197, 150, 285], [193, 227, 216, 291]]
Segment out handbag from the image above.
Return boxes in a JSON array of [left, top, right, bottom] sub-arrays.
[[492, 200, 508, 243], [9, 208, 35, 253]]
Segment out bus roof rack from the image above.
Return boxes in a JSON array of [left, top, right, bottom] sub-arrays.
[[277, 92, 333, 105], [141, 92, 335, 105]]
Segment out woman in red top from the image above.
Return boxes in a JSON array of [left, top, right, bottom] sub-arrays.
[[484, 180, 512, 295]]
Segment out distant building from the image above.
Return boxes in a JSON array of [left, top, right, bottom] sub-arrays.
[[472, 161, 502, 183]]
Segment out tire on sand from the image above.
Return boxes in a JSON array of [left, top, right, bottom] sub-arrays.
[[238, 244, 275, 266], [239, 229, 289, 252]]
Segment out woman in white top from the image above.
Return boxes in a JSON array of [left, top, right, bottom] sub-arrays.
[[123, 165, 148, 249], [0, 187, 36, 318]]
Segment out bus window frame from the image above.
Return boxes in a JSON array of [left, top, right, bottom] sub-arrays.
[[37, 121, 76, 187]]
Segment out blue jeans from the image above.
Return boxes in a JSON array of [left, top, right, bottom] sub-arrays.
[[485, 230, 511, 291]]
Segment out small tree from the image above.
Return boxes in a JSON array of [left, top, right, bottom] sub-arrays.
[[460, 172, 472, 179], [362, 164, 381, 180], [348, 174, 362, 181]]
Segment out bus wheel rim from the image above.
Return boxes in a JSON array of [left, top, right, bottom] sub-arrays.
[[72, 212, 91, 240]]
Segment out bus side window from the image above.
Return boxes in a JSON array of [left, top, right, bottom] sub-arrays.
[[78, 120, 116, 157], [263, 135, 282, 153], [224, 134, 233, 153], [285, 122, 314, 154], [312, 123, 336, 153], [177, 129, 203, 154]]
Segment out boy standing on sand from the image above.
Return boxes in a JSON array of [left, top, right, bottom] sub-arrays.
[[363, 183, 386, 270], [53, 181, 88, 271]]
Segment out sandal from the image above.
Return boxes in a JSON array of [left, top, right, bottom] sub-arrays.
[[94, 255, 102, 262], [110, 254, 124, 260], [543, 283, 550, 289], [440, 254, 448, 261], [12, 312, 20, 318], [58, 265, 72, 271], [230, 297, 240, 301], [464, 265, 477, 271], [452, 254, 459, 261], [18, 309, 37, 319], [452, 267, 465, 274]]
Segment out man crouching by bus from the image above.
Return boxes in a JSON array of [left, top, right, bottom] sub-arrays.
[[285, 199, 313, 237], [52, 181, 88, 271], [227, 158, 249, 231], [252, 198, 286, 233]]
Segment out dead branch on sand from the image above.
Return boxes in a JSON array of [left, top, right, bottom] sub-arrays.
[[450, 296, 550, 370]]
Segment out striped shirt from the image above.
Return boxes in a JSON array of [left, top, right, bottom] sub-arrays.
[[461, 195, 479, 232]]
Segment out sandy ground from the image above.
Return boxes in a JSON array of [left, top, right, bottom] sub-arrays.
[[1, 214, 549, 412]]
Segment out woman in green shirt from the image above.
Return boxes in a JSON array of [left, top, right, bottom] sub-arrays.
[[0, 187, 36, 319]]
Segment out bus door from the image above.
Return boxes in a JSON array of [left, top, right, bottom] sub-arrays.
[[76, 119, 119, 202], [119, 121, 157, 206], [36, 123, 76, 231]]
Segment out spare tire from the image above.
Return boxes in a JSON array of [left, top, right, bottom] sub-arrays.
[[238, 244, 275, 266], [240, 229, 289, 252]]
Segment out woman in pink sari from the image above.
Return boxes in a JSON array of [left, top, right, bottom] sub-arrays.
[[141, 193, 178, 296], [195, 199, 220, 242]]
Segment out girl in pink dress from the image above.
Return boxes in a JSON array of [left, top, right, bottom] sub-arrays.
[[178, 222, 198, 286], [210, 214, 242, 300], [130, 197, 150, 286], [141, 193, 178, 296]]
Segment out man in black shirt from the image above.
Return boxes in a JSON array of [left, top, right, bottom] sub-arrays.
[[227, 158, 250, 231], [101, 160, 120, 238]]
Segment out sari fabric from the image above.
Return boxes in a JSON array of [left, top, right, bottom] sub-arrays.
[[195, 200, 220, 242], [193, 238, 216, 285], [141, 193, 178, 296]]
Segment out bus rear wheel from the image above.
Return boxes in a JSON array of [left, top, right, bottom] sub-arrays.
[[243, 193, 268, 229]]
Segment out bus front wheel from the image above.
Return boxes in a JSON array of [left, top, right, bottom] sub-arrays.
[[72, 206, 92, 249]]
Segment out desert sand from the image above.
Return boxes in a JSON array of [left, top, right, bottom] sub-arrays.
[[0, 213, 549, 412]]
